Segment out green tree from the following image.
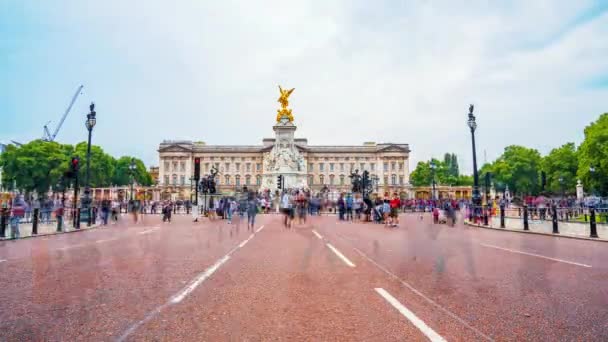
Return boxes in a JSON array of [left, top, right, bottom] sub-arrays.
[[73, 142, 116, 188], [112, 156, 153, 186], [485, 145, 542, 195], [0, 140, 71, 195], [410, 161, 432, 187], [577, 113, 608, 196], [542, 143, 578, 195], [450, 154, 459, 177]]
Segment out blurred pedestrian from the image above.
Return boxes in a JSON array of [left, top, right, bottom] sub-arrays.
[[247, 192, 258, 230], [10, 195, 27, 239]]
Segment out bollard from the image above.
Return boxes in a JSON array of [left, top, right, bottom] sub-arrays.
[[174, 205, 177, 214], [483, 205, 489, 226], [75, 208, 81, 229], [469, 205, 473, 222], [584, 213, 588, 222], [92, 207, 97, 225], [0, 208, 7, 238], [32, 208, 39, 235], [590, 208, 598, 238], [552, 205, 559, 234], [500, 204, 505, 228], [87, 207, 92, 227], [56, 214, 63, 232], [523, 205, 529, 231], [518, 207, 522, 217]]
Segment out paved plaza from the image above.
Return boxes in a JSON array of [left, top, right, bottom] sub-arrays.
[[0, 213, 606, 341]]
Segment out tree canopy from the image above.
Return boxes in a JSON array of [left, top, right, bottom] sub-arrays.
[[542, 143, 578, 195], [0, 140, 153, 194], [410, 154, 471, 187], [577, 113, 608, 196]]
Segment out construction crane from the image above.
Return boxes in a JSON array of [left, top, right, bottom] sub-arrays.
[[43, 85, 84, 142]]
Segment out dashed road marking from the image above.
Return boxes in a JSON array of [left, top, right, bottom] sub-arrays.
[[117, 224, 266, 341], [95, 238, 116, 244], [326, 243, 356, 267], [312, 230, 323, 239], [375, 288, 447, 342], [0, 259, 6, 263], [170, 255, 231, 304], [354, 247, 494, 341], [480, 243, 592, 268], [138, 228, 159, 235]]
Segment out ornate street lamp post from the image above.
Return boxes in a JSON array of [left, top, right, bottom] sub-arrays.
[[467, 104, 481, 220], [430, 161, 437, 201], [129, 158, 136, 201], [82, 103, 96, 226]]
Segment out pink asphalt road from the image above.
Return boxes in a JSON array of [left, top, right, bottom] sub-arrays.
[[0, 213, 606, 341]]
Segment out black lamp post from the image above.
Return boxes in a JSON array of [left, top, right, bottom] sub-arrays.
[[83, 103, 96, 226], [467, 104, 481, 218], [129, 158, 136, 201], [430, 161, 437, 201]]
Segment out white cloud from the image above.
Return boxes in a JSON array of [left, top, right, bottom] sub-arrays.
[[3, 0, 608, 173]]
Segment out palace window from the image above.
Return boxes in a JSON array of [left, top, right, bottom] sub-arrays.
[[231, 157, 235, 161], [329, 174, 335, 185], [180, 175, 185, 185], [384, 175, 388, 185], [172, 174, 178, 185], [164, 175, 169, 185], [391, 174, 397, 185], [399, 162, 404, 171], [236, 163, 241, 172], [340, 175, 345, 185], [256, 175, 262, 186], [214, 162, 220, 170], [225, 163, 230, 172], [371, 163, 375, 171], [340, 163, 344, 172], [391, 162, 396, 171], [225, 175, 231, 185], [180, 162, 185, 172], [164, 161, 170, 172], [245, 175, 251, 185], [319, 163, 325, 172], [236, 175, 241, 186], [173, 162, 178, 172], [308, 175, 314, 185], [330, 163, 334, 172], [256, 163, 261, 171], [308, 163, 314, 172], [360, 163, 365, 170], [320, 175, 325, 184], [246, 163, 251, 172], [399, 176, 404, 185], [383, 162, 388, 172]]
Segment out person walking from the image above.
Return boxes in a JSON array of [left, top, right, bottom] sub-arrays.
[[10, 195, 27, 239], [346, 194, 354, 221], [382, 199, 391, 227], [280, 191, 292, 228], [101, 199, 110, 225], [247, 192, 258, 231], [389, 193, 401, 228]]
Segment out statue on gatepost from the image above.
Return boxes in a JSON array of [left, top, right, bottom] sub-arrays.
[[276, 85, 295, 123]]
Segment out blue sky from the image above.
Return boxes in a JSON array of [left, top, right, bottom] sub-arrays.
[[1, 0, 607, 173]]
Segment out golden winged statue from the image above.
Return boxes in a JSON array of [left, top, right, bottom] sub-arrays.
[[276, 85, 295, 123]]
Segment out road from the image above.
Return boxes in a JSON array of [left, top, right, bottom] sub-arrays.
[[0, 213, 606, 341]]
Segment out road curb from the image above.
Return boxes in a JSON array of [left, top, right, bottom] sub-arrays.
[[0, 223, 102, 242], [463, 220, 607, 243]]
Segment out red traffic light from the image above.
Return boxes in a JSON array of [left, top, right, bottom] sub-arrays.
[[71, 157, 79, 166], [194, 157, 201, 164]]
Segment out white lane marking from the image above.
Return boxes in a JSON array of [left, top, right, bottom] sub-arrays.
[[480, 243, 592, 268], [312, 230, 323, 239], [256, 225, 265, 233], [170, 254, 231, 304], [326, 243, 356, 267], [0, 259, 6, 263], [138, 228, 159, 235], [57, 244, 84, 251], [118, 232, 259, 341], [239, 234, 255, 248], [375, 288, 447, 342], [95, 238, 116, 244], [354, 247, 494, 341]]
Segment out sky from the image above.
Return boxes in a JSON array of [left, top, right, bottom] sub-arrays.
[[1, 0, 607, 173]]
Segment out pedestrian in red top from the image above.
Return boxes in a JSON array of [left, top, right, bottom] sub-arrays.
[[389, 193, 401, 228]]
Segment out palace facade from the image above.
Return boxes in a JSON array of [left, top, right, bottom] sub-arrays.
[[157, 139, 411, 200]]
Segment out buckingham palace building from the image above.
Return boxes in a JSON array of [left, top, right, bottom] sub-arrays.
[[156, 86, 412, 200]]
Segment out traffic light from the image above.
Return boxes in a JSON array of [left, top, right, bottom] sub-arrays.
[[277, 175, 283, 189], [68, 156, 80, 178], [194, 157, 201, 180]]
